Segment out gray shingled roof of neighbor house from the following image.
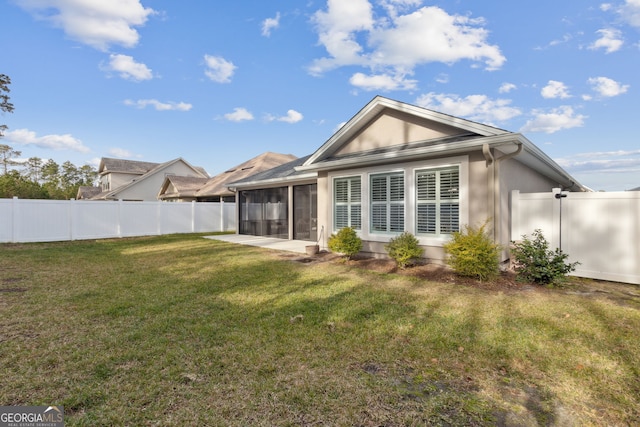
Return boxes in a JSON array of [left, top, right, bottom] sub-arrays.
[[76, 186, 103, 199], [227, 155, 312, 187], [99, 158, 161, 175], [160, 175, 210, 199], [195, 152, 298, 197]]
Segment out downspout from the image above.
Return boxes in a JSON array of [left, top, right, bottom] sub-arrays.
[[482, 144, 495, 241], [227, 186, 239, 235], [482, 142, 523, 245]]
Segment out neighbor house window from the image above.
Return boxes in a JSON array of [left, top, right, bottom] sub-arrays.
[[370, 172, 404, 233], [416, 167, 459, 236], [334, 176, 361, 230]]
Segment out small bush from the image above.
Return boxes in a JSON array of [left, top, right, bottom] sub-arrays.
[[443, 222, 500, 281], [328, 227, 362, 260], [385, 232, 423, 269], [511, 229, 579, 286]]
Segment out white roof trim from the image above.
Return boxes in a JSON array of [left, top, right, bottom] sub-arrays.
[[228, 172, 317, 190], [296, 133, 518, 172]]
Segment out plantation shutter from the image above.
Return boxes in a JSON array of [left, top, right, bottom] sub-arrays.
[[334, 177, 361, 230], [416, 167, 459, 236], [370, 172, 404, 233], [439, 169, 459, 233]]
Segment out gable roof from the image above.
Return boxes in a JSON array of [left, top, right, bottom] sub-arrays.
[[303, 95, 508, 167], [157, 176, 210, 199], [195, 152, 297, 197]]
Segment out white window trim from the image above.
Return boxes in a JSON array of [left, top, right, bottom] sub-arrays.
[[369, 170, 406, 235], [332, 175, 363, 231], [414, 165, 461, 238], [328, 156, 468, 246]]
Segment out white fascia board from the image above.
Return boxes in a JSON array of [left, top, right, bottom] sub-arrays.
[[296, 134, 519, 172], [228, 172, 318, 191]]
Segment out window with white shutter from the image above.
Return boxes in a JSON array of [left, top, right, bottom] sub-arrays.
[[333, 177, 361, 230], [370, 172, 404, 233], [416, 167, 459, 236]]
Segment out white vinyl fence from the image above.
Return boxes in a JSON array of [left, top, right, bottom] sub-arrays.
[[0, 198, 236, 243], [511, 189, 640, 285]]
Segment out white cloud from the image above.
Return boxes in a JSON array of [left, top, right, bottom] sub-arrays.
[[124, 99, 192, 111], [108, 148, 136, 158], [520, 106, 586, 134], [266, 109, 304, 124], [534, 33, 574, 50], [368, 7, 505, 70], [415, 92, 522, 124], [309, 0, 374, 74], [555, 149, 640, 173], [204, 55, 236, 83], [617, 0, 640, 28], [541, 80, 571, 99], [334, 121, 348, 132], [5, 128, 90, 153], [309, 2, 505, 84], [349, 72, 417, 91], [261, 12, 281, 37], [17, 0, 154, 51], [589, 28, 624, 53], [104, 54, 153, 81], [88, 157, 102, 167], [498, 83, 516, 94], [600, 3, 613, 12], [223, 108, 254, 122], [435, 73, 449, 84], [588, 76, 630, 97]]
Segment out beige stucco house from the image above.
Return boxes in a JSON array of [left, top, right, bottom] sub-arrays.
[[229, 96, 587, 262]]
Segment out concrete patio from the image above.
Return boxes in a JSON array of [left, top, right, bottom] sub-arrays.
[[205, 234, 322, 255]]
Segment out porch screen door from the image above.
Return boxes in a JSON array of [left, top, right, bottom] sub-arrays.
[[293, 184, 318, 241]]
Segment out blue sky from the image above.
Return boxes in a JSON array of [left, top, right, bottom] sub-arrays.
[[1, 0, 639, 191]]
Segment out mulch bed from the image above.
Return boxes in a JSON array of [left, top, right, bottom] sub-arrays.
[[341, 255, 528, 291], [286, 251, 530, 292], [283, 251, 640, 305]]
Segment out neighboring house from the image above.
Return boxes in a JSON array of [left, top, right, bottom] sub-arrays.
[[229, 96, 587, 262], [84, 157, 209, 201], [76, 186, 102, 200], [158, 152, 297, 202], [156, 176, 210, 202]]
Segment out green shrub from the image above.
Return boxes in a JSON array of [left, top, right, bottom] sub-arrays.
[[443, 222, 500, 281], [511, 229, 579, 286], [385, 232, 423, 269], [328, 227, 362, 260]]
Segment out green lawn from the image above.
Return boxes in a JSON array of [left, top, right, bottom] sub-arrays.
[[1, 234, 639, 426]]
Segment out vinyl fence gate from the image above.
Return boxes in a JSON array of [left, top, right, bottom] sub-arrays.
[[511, 189, 640, 285]]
